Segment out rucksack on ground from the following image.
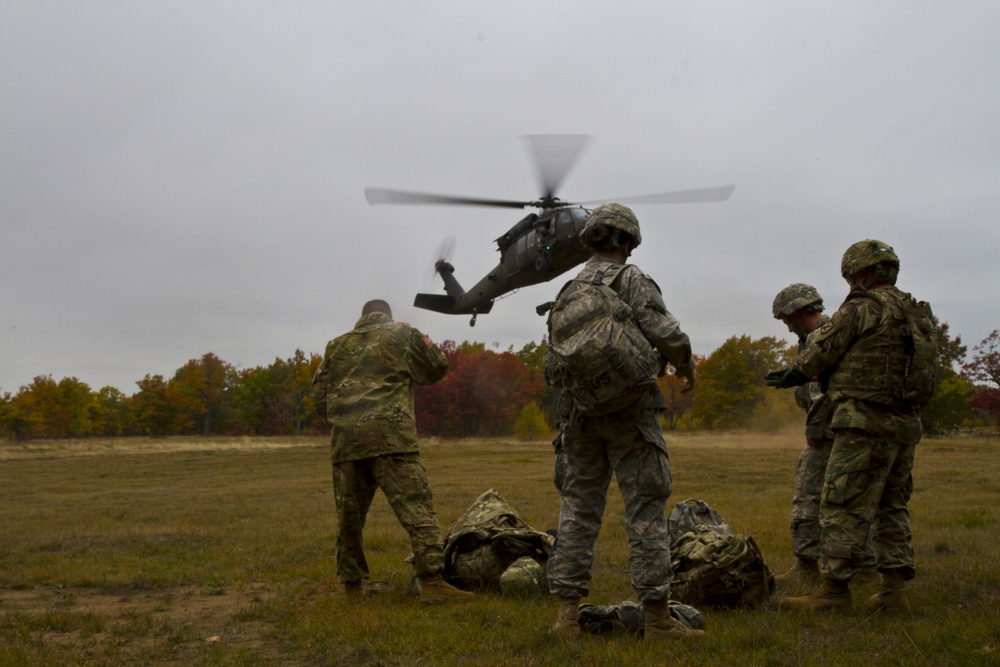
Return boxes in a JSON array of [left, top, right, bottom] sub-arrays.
[[668, 498, 774, 609], [443, 489, 554, 594], [546, 264, 661, 415]]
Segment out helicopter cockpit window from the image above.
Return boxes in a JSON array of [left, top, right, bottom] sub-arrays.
[[517, 232, 528, 254]]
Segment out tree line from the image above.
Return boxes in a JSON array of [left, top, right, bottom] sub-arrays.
[[2, 325, 997, 442]]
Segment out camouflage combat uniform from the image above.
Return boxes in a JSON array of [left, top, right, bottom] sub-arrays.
[[797, 285, 924, 582], [546, 256, 694, 603], [788, 315, 835, 560], [312, 311, 449, 585]]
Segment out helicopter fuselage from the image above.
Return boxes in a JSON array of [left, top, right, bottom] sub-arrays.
[[414, 207, 591, 322]]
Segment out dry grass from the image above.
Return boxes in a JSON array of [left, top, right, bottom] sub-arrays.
[[1, 431, 998, 666]]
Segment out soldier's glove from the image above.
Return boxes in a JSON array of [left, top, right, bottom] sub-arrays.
[[765, 364, 810, 389]]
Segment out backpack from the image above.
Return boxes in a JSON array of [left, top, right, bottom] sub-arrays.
[[546, 265, 661, 415], [443, 489, 554, 592], [899, 296, 939, 409], [667, 499, 774, 609]]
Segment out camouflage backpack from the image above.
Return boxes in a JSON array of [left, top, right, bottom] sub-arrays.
[[546, 265, 661, 415], [667, 499, 774, 609], [443, 489, 554, 594]]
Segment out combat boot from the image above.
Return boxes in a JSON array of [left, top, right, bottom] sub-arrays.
[[416, 573, 474, 604], [343, 580, 364, 600], [773, 557, 821, 588], [549, 597, 582, 639], [863, 569, 910, 614], [643, 600, 704, 643], [782, 577, 852, 612]]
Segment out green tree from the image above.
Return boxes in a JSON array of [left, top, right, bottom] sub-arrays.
[[923, 321, 974, 435], [93, 386, 132, 436], [20, 376, 65, 439], [172, 353, 233, 436], [57, 377, 97, 438], [1, 388, 41, 441], [514, 401, 550, 440], [691, 335, 790, 430], [132, 374, 178, 436], [922, 375, 977, 435]]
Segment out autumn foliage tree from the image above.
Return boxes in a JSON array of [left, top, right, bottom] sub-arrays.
[[963, 329, 1000, 431], [415, 341, 545, 437], [657, 357, 700, 430]]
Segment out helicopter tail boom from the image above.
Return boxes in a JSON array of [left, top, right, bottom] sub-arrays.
[[413, 293, 494, 316]]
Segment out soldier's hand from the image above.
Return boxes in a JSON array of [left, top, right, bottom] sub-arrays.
[[765, 370, 785, 387], [765, 365, 810, 389], [678, 370, 696, 394]]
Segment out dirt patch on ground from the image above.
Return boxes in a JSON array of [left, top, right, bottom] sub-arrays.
[[0, 435, 325, 461], [0, 583, 297, 665]]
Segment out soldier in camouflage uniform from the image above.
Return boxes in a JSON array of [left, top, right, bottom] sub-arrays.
[[766, 284, 835, 587], [783, 240, 928, 614], [311, 299, 472, 603], [544, 203, 703, 643], [768, 285, 879, 589]]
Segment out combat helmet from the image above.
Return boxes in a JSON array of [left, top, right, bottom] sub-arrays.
[[841, 239, 899, 281], [498, 556, 546, 598], [580, 202, 642, 246], [772, 283, 823, 319]]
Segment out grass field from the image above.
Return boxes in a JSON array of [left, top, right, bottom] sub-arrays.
[[1, 431, 998, 666]]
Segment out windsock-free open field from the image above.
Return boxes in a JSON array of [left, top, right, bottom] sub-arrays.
[[2, 432, 997, 666]]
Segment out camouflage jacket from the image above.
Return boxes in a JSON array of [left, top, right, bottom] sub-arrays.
[[311, 312, 448, 463], [544, 256, 693, 417], [797, 286, 921, 444], [795, 315, 835, 441]]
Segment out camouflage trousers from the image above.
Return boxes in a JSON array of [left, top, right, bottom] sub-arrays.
[[332, 453, 445, 584], [820, 428, 916, 582], [791, 438, 878, 565], [547, 411, 674, 602]]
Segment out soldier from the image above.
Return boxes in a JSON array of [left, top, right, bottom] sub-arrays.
[[766, 284, 834, 587], [544, 203, 702, 642], [782, 240, 937, 614], [312, 299, 472, 604], [768, 286, 880, 589]]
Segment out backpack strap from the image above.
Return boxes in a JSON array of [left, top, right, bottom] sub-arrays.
[[600, 263, 629, 291]]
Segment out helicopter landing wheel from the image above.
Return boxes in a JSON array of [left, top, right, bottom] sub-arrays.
[[470, 312, 478, 327]]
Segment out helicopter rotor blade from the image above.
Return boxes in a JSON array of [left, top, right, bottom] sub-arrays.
[[523, 134, 591, 204], [577, 184, 736, 207], [365, 187, 529, 209], [426, 236, 456, 283]]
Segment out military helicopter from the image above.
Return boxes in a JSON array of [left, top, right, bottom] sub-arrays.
[[365, 135, 734, 326]]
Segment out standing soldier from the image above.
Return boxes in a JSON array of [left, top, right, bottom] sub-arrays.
[[312, 299, 473, 603], [766, 284, 834, 587], [544, 203, 702, 642], [782, 240, 938, 614]]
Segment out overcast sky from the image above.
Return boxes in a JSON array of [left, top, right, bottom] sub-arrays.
[[2, 1, 998, 394]]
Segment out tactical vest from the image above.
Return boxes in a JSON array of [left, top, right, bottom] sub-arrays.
[[828, 287, 937, 409]]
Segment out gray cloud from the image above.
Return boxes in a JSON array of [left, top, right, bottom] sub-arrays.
[[2, 1, 998, 393]]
